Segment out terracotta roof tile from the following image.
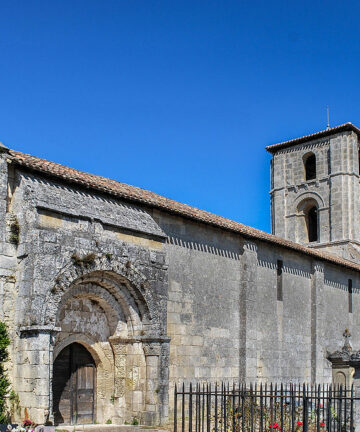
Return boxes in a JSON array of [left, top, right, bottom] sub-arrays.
[[266, 122, 360, 154], [6, 148, 360, 273]]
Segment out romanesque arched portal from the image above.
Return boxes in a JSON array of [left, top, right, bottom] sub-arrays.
[[29, 255, 171, 426]]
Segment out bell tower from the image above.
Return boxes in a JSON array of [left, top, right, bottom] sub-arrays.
[[267, 122, 360, 263]]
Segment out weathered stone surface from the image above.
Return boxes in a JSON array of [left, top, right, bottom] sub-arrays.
[[2, 126, 360, 427]]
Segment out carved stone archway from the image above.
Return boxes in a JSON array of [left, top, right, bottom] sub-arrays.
[[46, 254, 169, 425], [42, 254, 159, 334]]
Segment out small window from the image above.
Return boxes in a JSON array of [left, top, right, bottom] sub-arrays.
[[304, 153, 316, 180], [277, 260, 283, 301], [349, 279, 353, 313], [307, 206, 318, 242]]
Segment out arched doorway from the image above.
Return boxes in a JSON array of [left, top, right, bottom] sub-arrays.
[[53, 343, 96, 425]]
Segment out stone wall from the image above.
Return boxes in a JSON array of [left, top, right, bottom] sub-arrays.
[[270, 130, 360, 262], [0, 150, 360, 426], [154, 210, 360, 416], [0, 161, 170, 425]]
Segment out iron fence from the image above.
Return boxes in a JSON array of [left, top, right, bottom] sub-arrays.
[[174, 383, 360, 432]]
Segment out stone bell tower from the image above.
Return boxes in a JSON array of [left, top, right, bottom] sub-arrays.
[[266, 122, 360, 263]]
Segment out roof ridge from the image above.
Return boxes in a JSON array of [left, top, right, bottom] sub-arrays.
[[266, 122, 360, 153], [6, 147, 360, 273]]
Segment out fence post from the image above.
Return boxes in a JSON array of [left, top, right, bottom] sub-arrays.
[[350, 384, 354, 432], [215, 383, 218, 432], [232, 383, 235, 432], [207, 383, 210, 432], [174, 384, 177, 432], [189, 383, 193, 432], [260, 382, 264, 432], [303, 383, 308, 432], [182, 383, 185, 432]]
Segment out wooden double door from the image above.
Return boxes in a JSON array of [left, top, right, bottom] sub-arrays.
[[53, 343, 96, 425]]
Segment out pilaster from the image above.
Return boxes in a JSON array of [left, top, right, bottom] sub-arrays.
[[329, 132, 360, 242], [143, 341, 162, 425], [311, 262, 325, 383], [239, 240, 258, 381]]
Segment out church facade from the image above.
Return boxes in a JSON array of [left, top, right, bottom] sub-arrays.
[[1, 123, 360, 426]]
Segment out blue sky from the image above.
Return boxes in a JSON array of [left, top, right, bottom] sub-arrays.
[[1, 1, 360, 232]]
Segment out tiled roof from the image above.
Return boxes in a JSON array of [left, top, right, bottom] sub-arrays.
[[4, 146, 360, 273], [266, 122, 360, 154]]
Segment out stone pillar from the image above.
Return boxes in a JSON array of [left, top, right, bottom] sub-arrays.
[[311, 262, 326, 383], [239, 240, 258, 381], [110, 341, 126, 398], [16, 326, 59, 425], [143, 341, 161, 425], [108, 338, 126, 423], [142, 338, 170, 425]]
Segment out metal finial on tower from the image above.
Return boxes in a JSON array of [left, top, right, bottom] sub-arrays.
[[326, 105, 330, 130]]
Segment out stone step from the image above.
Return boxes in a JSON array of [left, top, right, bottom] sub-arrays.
[[54, 425, 169, 432]]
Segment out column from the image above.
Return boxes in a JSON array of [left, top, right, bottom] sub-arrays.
[[143, 341, 161, 425]]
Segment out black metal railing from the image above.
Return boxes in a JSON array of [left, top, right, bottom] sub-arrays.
[[174, 383, 359, 432]]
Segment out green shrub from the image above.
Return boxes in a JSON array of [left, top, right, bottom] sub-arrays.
[[0, 321, 11, 423], [106, 419, 112, 424]]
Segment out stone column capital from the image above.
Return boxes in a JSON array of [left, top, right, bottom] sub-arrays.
[[143, 341, 161, 357]]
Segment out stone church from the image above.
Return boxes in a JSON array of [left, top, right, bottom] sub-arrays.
[[1, 122, 360, 426]]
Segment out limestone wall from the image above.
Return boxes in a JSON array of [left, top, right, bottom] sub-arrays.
[[0, 152, 360, 426], [154, 211, 242, 390], [270, 130, 360, 261], [1, 164, 170, 425]]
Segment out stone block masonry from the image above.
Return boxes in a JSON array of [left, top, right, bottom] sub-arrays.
[[0, 124, 360, 426]]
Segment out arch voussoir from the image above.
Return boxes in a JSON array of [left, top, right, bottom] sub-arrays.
[[42, 253, 160, 335]]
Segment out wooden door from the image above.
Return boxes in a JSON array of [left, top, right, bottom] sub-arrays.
[[53, 343, 96, 425], [75, 362, 95, 424]]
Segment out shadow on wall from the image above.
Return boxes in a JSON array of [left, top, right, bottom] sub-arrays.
[[166, 236, 241, 260]]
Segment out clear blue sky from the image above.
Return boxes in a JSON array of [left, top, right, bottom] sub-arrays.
[[1, 1, 359, 233]]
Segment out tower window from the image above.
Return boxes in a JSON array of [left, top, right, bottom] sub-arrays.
[[307, 206, 318, 242], [304, 153, 316, 180], [297, 198, 320, 244]]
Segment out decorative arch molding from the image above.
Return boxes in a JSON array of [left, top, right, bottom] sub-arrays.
[[42, 254, 160, 335], [56, 283, 129, 336], [293, 191, 325, 212]]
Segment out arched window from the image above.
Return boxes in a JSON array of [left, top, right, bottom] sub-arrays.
[[307, 206, 318, 242], [304, 153, 316, 180], [297, 198, 319, 243]]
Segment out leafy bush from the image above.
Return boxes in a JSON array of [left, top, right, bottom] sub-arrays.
[[0, 321, 11, 423]]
